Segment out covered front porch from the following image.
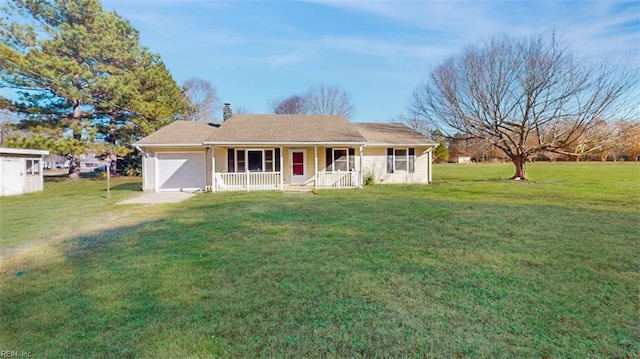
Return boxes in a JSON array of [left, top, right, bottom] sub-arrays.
[[209, 145, 363, 192]]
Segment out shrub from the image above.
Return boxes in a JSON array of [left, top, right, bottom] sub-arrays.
[[117, 151, 142, 176], [363, 171, 375, 186]]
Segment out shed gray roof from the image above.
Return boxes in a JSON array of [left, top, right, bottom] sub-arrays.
[[204, 114, 366, 144], [135, 121, 221, 146], [0, 147, 49, 156], [354, 123, 436, 146]]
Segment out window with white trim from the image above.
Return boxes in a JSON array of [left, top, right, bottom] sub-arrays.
[[237, 150, 246, 172], [26, 159, 41, 175], [325, 148, 355, 171], [387, 148, 415, 173], [265, 150, 274, 172], [227, 149, 280, 172], [333, 149, 348, 171], [247, 150, 262, 172]]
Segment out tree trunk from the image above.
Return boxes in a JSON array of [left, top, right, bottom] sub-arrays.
[[107, 117, 118, 176], [69, 101, 82, 179], [108, 153, 117, 177], [511, 155, 527, 180], [68, 156, 81, 180]]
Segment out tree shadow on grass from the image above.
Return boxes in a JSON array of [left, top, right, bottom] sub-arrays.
[[2, 194, 639, 357], [107, 181, 142, 192]]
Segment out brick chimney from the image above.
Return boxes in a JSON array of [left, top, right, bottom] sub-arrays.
[[223, 103, 232, 121]]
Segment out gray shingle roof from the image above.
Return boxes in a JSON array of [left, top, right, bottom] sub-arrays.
[[135, 121, 221, 145], [354, 123, 437, 146], [204, 114, 366, 144], [135, 117, 436, 147]]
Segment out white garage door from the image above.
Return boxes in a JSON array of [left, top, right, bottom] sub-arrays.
[[157, 152, 206, 191]]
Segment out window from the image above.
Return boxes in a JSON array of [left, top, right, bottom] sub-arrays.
[[227, 149, 235, 172], [26, 159, 41, 175], [395, 149, 408, 171], [274, 149, 281, 172], [247, 150, 262, 172], [237, 150, 246, 172], [227, 149, 280, 172], [387, 148, 415, 173], [325, 148, 355, 171], [333, 149, 348, 171], [265, 150, 273, 172]]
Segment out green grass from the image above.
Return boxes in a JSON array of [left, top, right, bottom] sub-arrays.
[[1, 162, 638, 358], [0, 176, 144, 249]]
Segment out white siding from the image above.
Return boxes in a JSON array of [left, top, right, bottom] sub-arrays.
[[0, 156, 46, 196], [361, 147, 431, 184], [214, 147, 227, 172], [23, 159, 43, 193], [0, 158, 23, 196], [143, 155, 155, 191]]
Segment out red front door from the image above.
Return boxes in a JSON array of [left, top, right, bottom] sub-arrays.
[[290, 150, 306, 184]]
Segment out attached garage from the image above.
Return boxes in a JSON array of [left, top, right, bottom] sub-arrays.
[[156, 152, 206, 192], [0, 148, 50, 196], [135, 121, 220, 192]]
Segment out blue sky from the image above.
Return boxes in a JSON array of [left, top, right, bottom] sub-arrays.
[[8, 0, 640, 122]]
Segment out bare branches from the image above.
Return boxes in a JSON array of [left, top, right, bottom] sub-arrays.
[[183, 77, 220, 121], [411, 33, 639, 179], [270, 84, 356, 120], [305, 84, 356, 120], [389, 113, 430, 136], [271, 94, 307, 115]]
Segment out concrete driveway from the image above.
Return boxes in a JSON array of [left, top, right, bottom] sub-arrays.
[[117, 191, 197, 205]]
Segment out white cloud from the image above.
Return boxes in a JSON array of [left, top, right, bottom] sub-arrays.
[[311, 0, 639, 60], [267, 51, 310, 66]]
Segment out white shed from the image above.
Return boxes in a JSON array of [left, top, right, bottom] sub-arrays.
[[0, 148, 50, 196]]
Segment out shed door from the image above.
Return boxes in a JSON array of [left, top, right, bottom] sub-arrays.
[[157, 152, 206, 191], [1, 159, 24, 196]]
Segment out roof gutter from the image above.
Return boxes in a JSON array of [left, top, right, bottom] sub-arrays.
[[203, 141, 367, 146], [134, 143, 206, 148], [137, 141, 437, 148], [363, 143, 438, 148]]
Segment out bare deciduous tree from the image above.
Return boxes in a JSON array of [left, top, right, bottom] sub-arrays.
[[233, 105, 253, 115], [271, 84, 356, 120], [271, 94, 308, 115], [411, 33, 638, 180], [565, 119, 614, 161], [305, 84, 356, 120], [183, 78, 220, 121], [390, 113, 430, 136], [617, 120, 640, 161]]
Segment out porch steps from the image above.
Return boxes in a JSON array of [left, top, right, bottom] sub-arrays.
[[285, 185, 314, 194]]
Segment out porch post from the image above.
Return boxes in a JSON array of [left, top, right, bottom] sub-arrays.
[[314, 146, 318, 190], [359, 144, 364, 188], [211, 147, 216, 192], [280, 146, 284, 190], [427, 148, 433, 183], [141, 151, 147, 191]]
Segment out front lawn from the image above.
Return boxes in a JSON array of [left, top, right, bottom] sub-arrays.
[[1, 162, 638, 357], [0, 176, 144, 250]]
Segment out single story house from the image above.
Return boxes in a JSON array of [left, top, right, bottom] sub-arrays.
[[135, 106, 437, 192], [0, 147, 49, 196]]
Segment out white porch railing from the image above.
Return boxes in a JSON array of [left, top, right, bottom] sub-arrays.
[[215, 172, 282, 191], [316, 171, 361, 189]]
